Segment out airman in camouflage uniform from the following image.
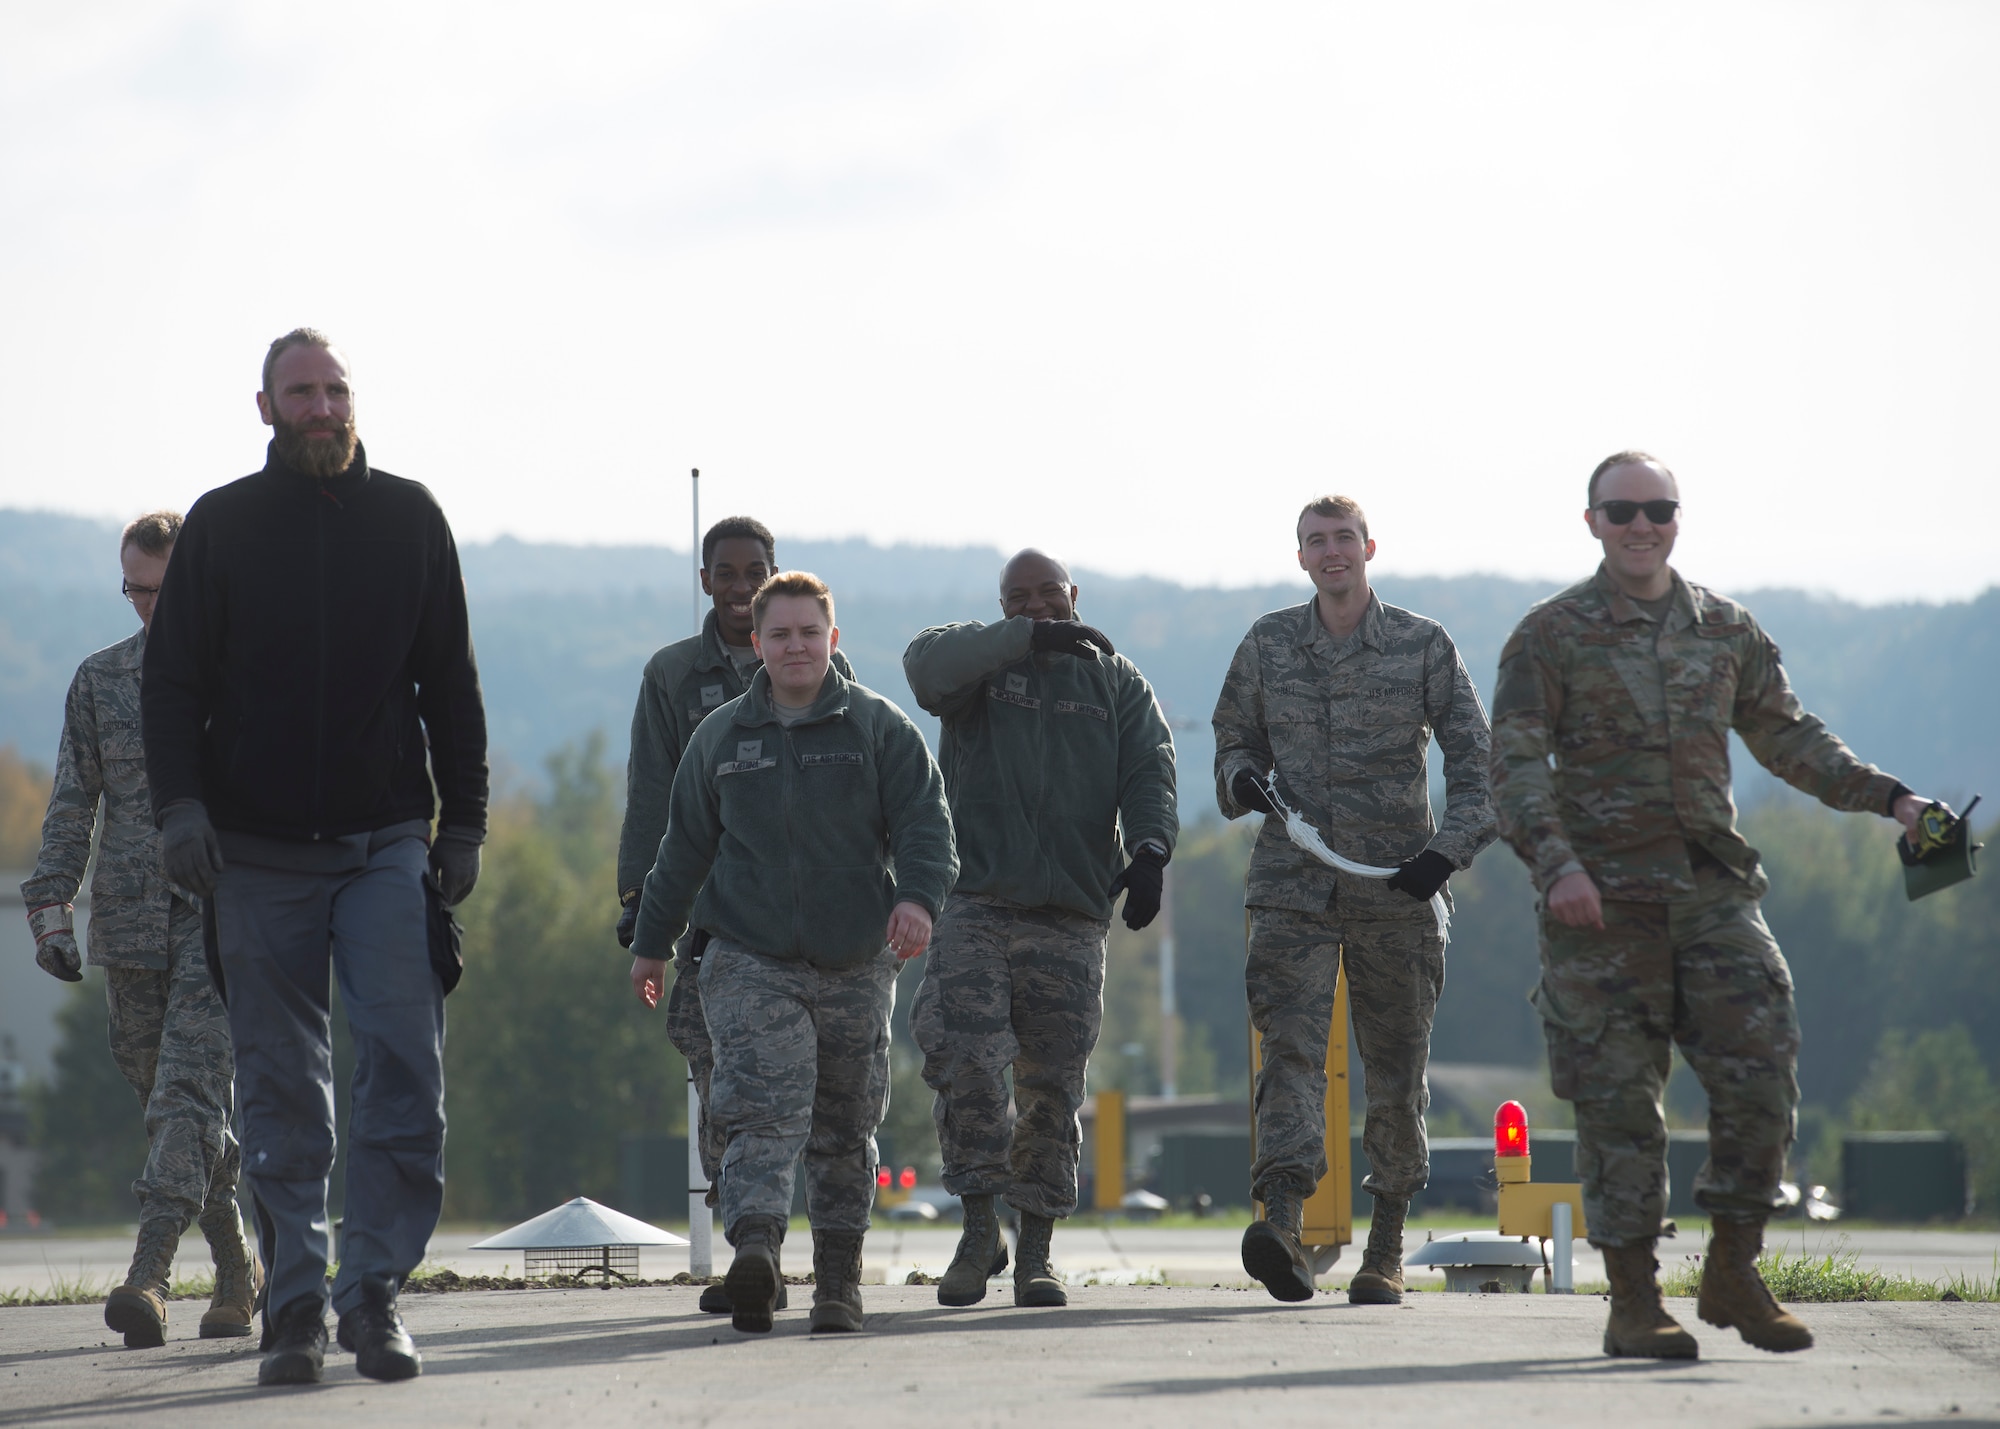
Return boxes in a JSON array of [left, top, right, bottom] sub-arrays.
[[632, 572, 957, 1336], [1213, 496, 1495, 1306], [1490, 451, 1936, 1359], [19, 511, 258, 1349], [904, 549, 1178, 1311]]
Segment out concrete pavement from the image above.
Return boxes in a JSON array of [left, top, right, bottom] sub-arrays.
[[3, 1284, 1996, 1427]]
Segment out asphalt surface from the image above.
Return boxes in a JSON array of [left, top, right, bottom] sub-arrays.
[[3, 1284, 1996, 1428], [7, 1222, 1998, 1297]]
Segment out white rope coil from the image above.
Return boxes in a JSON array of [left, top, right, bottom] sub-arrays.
[[1261, 773, 1451, 946]]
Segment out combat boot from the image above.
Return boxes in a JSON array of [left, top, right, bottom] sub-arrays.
[[1241, 1190, 1315, 1302], [104, 1216, 181, 1348], [1697, 1217, 1814, 1353], [939, 1193, 1009, 1307], [1347, 1196, 1407, 1305], [336, 1275, 422, 1381], [699, 1279, 788, 1313], [198, 1201, 261, 1339], [258, 1295, 328, 1386], [723, 1214, 786, 1334], [809, 1229, 867, 1333], [1012, 1210, 1067, 1307], [1600, 1241, 1700, 1359]]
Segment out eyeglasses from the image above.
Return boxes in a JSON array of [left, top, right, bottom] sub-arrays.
[[1593, 499, 1680, 525], [121, 581, 161, 602]]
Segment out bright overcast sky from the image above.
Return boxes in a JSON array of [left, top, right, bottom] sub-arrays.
[[5, 2, 1998, 601]]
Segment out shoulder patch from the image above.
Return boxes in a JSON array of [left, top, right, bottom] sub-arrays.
[[1499, 631, 1527, 665]]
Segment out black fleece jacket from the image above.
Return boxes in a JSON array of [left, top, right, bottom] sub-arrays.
[[142, 441, 489, 841]]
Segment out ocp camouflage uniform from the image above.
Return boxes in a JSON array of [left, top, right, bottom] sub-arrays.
[[1213, 595, 1495, 1204], [615, 609, 857, 1192], [904, 618, 1176, 1220], [1490, 566, 1904, 1246], [19, 628, 240, 1228]]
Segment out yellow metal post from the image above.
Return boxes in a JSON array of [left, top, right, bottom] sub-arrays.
[[1247, 913, 1353, 1270], [1094, 1088, 1126, 1212]]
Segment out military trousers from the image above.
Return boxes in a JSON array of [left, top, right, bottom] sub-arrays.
[[103, 896, 241, 1229], [1533, 863, 1799, 1247], [664, 954, 725, 1198], [911, 893, 1109, 1219], [1246, 905, 1443, 1206], [212, 832, 445, 1319], [699, 941, 897, 1238]]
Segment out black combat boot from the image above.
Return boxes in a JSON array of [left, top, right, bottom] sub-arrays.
[[1012, 1211, 1066, 1307], [1241, 1189, 1315, 1302], [105, 1216, 182, 1348], [723, 1215, 786, 1334], [337, 1275, 423, 1381], [258, 1295, 329, 1386], [699, 1279, 788, 1313], [939, 1193, 1009, 1307], [1347, 1196, 1407, 1305], [809, 1229, 867, 1333]]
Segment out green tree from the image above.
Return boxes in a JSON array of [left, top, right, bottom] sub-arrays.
[[30, 973, 149, 1223], [1847, 1023, 2000, 1216]]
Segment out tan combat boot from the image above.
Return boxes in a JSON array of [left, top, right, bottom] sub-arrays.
[[1600, 1241, 1700, 1359], [1697, 1217, 1814, 1352], [1347, 1197, 1407, 1304], [105, 1217, 182, 1348], [1241, 1190, 1315, 1302], [198, 1201, 262, 1339]]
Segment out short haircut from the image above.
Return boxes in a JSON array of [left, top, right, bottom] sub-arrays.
[[262, 327, 340, 396], [703, 516, 776, 569], [121, 510, 183, 557], [1296, 494, 1369, 545], [1587, 450, 1673, 504], [752, 570, 834, 630]]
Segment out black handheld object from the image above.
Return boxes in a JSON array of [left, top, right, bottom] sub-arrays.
[[1109, 845, 1169, 931], [1897, 795, 1982, 902]]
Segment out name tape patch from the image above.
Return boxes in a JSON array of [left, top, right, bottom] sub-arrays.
[[801, 752, 865, 767], [717, 758, 777, 778], [989, 686, 1041, 710]]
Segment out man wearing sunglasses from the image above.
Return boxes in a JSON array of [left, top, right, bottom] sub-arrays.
[[21, 510, 259, 1352], [1490, 451, 1941, 1361]]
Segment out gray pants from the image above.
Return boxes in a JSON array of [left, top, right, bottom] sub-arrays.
[[699, 942, 896, 1238], [213, 832, 444, 1318]]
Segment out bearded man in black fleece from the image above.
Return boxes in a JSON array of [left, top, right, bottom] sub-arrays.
[[142, 328, 487, 1388]]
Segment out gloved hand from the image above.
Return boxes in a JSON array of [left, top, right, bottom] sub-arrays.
[[1229, 768, 1280, 817], [1029, 620, 1116, 660], [616, 894, 640, 950], [1109, 845, 1169, 931], [160, 801, 225, 897], [28, 904, 82, 982], [430, 826, 483, 906], [1386, 848, 1454, 901]]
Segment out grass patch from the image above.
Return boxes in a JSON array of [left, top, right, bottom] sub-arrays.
[[0, 1267, 219, 1308], [1657, 1237, 2000, 1303]]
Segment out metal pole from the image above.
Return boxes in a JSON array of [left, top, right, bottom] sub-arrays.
[[1551, 1200, 1574, 1294], [1158, 863, 1177, 1100], [686, 466, 713, 1280]]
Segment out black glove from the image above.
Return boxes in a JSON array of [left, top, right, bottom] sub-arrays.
[[616, 894, 640, 950], [1229, 768, 1279, 817], [430, 827, 483, 906], [1108, 845, 1168, 931], [1386, 848, 1454, 901], [160, 800, 225, 898], [1029, 619, 1116, 660]]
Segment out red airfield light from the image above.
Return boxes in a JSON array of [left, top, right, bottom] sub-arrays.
[[1495, 1100, 1530, 1159], [898, 1167, 917, 1190], [877, 1167, 892, 1188]]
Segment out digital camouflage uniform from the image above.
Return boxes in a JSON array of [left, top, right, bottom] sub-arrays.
[[1213, 595, 1495, 1205], [19, 628, 240, 1228], [1490, 566, 1903, 1246], [615, 610, 857, 1192], [631, 666, 957, 1238], [904, 618, 1177, 1220]]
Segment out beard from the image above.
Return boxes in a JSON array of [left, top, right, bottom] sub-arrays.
[[272, 415, 360, 479]]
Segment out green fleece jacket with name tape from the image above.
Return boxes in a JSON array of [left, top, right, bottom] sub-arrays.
[[632, 665, 957, 968], [903, 617, 1177, 919]]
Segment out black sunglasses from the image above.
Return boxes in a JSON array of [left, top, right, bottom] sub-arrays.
[[1594, 499, 1680, 525]]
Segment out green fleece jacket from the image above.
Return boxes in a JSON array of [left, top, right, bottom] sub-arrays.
[[632, 665, 958, 968], [903, 617, 1177, 919]]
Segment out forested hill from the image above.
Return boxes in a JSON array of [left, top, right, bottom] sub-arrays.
[[3, 509, 1994, 808]]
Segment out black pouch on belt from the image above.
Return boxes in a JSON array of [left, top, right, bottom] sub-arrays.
[[424, 869, 466, 995]]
